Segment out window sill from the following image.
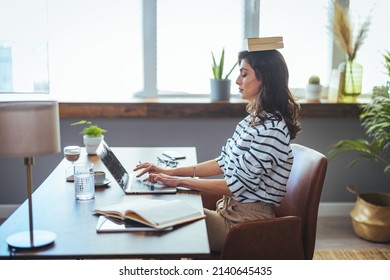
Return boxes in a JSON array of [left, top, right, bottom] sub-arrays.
[[58, 95, 367, 119]]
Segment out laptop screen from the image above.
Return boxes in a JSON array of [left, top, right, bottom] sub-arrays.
[[95, 140, 129, 191]]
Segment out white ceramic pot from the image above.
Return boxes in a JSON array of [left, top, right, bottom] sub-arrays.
[[83, 135, 103, 155], [305, 84, 322, 102]]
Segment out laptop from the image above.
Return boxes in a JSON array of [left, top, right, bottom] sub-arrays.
[[95, 140, 176, 194]]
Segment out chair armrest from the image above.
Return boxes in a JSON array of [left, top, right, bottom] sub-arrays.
[[201, 192, 222, 211], [220, 216, 305, 260]]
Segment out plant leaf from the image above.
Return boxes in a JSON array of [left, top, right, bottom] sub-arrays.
[[224, 61, 238, 80], [328, 139, 372, 156], [211, 51, 218, 79], [218, 48, 225, 80], [71, 120, 91, 126], [212, 48, 237, 80]]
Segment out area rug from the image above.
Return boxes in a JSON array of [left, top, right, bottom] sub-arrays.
[[313, 248, 390, 260]]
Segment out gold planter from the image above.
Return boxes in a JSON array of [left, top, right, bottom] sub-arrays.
[[348, 186, 390, 243]]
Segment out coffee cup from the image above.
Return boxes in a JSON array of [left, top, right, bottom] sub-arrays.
[[94, 171, 106, 185]]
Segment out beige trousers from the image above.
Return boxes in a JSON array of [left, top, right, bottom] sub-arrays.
[[204, 195, 275, 253]]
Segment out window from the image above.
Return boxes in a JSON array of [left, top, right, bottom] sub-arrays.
[[349, 0, 389, 93], [47, 0, 143, 100], [1, 0, 389, 99], [0, 0, 49, 93], [259, 0, 330, 88], [156, 0, 243, 95]]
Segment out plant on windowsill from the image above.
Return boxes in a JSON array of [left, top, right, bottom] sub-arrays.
[[305, 75, 322, 102], [328, 89, 390, 242], [71, 120, 108, 155], [210, 48, 238, 101]]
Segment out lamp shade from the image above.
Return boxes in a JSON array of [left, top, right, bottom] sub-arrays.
[[0, 100, 61, 157]]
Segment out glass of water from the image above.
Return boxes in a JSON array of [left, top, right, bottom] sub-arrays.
[[74, 163, 95, 200]]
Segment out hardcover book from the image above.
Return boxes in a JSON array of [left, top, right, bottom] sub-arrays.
[[245, 36, 284, 52]]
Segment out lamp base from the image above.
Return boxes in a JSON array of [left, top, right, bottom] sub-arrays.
[[6, 230, 56, 248]]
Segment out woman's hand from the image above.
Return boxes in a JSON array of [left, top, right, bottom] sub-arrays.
[[133, 162, 181, 187], [148, 173, 181, 188], [133, 161, 177, 179], [133, 162, 168, 178]]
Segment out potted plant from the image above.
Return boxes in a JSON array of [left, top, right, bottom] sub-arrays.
[[328, 92, 390, 242], [305, 75, 322, 102], [71, 120, 107, 155], [210, 48, 238, 101]]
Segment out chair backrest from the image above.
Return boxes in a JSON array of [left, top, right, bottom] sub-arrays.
[[274, 143, 327, 259]]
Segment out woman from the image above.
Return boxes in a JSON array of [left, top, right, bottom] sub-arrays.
[[134, 49, 301, 252]]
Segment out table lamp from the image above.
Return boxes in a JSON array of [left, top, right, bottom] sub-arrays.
[[0, 100, 61, 248]]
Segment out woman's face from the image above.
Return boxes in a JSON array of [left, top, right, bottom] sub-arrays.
[[235, 59, 262, 101]]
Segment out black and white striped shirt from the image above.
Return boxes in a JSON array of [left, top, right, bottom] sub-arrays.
[[216, 113, 293, 206]]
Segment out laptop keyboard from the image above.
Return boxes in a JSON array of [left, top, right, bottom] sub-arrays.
[[132, 178, 154, 191]]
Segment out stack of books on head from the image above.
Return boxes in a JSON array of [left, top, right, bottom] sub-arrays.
[[245, 36, 284, 52]]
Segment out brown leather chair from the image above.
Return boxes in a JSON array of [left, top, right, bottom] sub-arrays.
[[201, 143, 328, 259]]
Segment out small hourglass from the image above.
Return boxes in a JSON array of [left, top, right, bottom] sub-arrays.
[[64, 145, 81, 181]]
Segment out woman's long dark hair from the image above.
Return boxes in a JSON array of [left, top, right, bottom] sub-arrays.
[[238, 50, 301, 140]]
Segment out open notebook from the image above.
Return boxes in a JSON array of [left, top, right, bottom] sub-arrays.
[[95, 198, 205, 230], [95, 140, 176, 194], [96, 216, 173, 232]]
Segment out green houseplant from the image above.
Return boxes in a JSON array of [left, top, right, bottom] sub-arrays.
[[328, 95, 390, 174], [305, 75, 322, 102], [71, 120, 107, 155], [210, 48, 238, 101], [328, 52, 390, 242], [211, 48, 237, 81], [72, 120, 107, 137]]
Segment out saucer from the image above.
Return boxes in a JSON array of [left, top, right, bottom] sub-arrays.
[[66, 175, 74, 182], [95, 179, 111, 187]]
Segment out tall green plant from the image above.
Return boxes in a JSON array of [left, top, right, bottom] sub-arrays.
[[211, 48, 237, 80], [328, 94, 390, 174]]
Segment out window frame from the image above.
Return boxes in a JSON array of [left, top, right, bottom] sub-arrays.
[[0, 0, 365, 100], [137, 0, 346, 99], [136, 0, 261, 98]]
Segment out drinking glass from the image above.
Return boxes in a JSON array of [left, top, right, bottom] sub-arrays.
[[74, 162, 95, 200], [64, 145, 81, 181]]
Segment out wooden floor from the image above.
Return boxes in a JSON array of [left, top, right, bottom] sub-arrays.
[[315, 216, 389, 250], [1, 216, 389, 251]]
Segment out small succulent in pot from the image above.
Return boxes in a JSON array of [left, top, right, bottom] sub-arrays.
[[305, 75, 322, 102], [71, 120, 107, 155], [308, 75, 320, 85], [71, 120, 107, 137]]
